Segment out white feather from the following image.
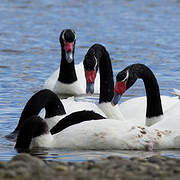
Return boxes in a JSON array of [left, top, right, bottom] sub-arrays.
[[40, 97, 107, 130], [44, 62, 100, 96], [32, 119, 180, 150], [118, 95, 179, 126]]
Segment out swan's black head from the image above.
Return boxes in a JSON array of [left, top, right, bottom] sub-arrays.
[[15, 116, 48, 152], [111, 65, 138, 105], [112, 64, 163, 119], [83, 44, 106, 94], [84, 54, 98, 94], [59, 29, 76, 63]]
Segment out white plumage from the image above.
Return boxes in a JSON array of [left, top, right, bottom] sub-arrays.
[[44, 62, 100, 96], [31, 119, 180, 150], [119, 95, 179, 126]]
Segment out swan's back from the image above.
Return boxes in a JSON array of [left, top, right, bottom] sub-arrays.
[[119, 96, 179, 126], [52, 119, 146, 149], [151, 103, 180, 131], [44, 68, 59, 91]]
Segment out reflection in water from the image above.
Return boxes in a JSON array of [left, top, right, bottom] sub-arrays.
[[28, 148, 180, 162]]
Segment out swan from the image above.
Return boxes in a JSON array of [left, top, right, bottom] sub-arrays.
[[6, 89, 105, 141], [12, 87, 180, 151], [83, 44, 125, 120], [43, 29, 100, 96], [84, 49, 179, 124], [111, 63, 179, 126], [15, 113, 180, 151], [5, 89, 66, 141]]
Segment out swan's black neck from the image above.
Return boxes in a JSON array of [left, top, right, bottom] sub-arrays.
[[13, 89, 66, 135], [128, 64, 163, 118], [15, 116, 48, 150], [98, 46, 114, 103], [83, 44, 114, 103], [58, 46, 77, 84], [50, 110, 105, 135], [88, 44, 114, 103]]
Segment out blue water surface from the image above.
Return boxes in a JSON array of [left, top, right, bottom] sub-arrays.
[[0, 0, 179, 161]]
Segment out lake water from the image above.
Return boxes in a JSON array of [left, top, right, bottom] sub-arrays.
[[0, 0, 179, 161]]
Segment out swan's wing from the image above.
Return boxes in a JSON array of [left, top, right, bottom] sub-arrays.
[[118, 97, 146, 126], [75, 62, 86, 93], [118, 95, 179, 126], [62, 98, 106, 117], [50, 110, 105, 135], [150, 103, 180, 131], [43, 68, 59, 90]]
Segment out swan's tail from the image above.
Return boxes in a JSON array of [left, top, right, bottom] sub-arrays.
[[173, 89, 180, 98]]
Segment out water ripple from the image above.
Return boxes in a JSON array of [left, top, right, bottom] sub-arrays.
[[0, 0, 179, 162]]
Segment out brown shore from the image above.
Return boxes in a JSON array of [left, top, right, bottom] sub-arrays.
[[0, 153, 180, 180]]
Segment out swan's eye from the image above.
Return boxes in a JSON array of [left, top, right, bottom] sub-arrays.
[[117, 71, 129, 82], [118, 73, 126, 81]]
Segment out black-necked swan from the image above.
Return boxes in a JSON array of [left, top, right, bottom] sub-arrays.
[[5, 89, 66, 141], [43, 29, 100, 96], [6, 89, 105, 141], [111, 64, 179, 126], [83, 44, 125, 120], [14, 112, 180, 150]]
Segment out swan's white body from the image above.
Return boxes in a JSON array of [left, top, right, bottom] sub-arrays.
[[31, 119, 180, 150], [63, 99, 126, 121], [98, 102, 125, 121], [118, 95, 179, 126], [61, 97, 105, 116], [44, 115, 66, 130], [43, 97, 127, 130], [41, 97, 106, 130], [44, 62, 100, 96], [151, 102, 180, 131]]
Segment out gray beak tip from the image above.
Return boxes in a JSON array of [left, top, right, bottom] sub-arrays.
[[111, 92, 121, 106], [86, 83, 94, 95], [66, 52, 73, 63]]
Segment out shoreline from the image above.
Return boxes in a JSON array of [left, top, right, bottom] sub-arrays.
[[0, 153, 180, 179]]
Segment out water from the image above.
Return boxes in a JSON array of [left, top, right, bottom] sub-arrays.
[[0, 0, 180, 162]]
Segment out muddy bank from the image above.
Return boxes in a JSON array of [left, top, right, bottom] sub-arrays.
[[0, 153, 180, 180]]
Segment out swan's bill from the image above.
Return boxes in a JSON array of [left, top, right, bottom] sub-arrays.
[[65, 51, 73, 63], [111, 92, 121, 106], [64, 42, 74, 63], [86, 82, 94, 95], [5, 131, 18, 142], [85, 70, 97, 95]]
